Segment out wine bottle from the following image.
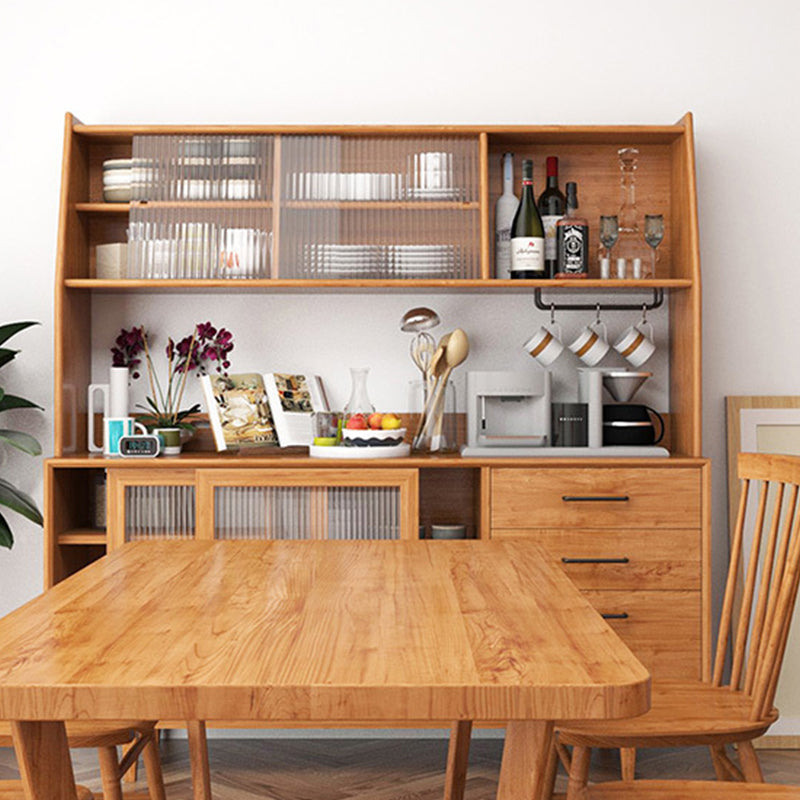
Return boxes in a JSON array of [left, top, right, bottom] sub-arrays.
[[555, 182, 589, 278], [509, 159, 546, 279], [494, 153, 518, 278], [538, 156, 566, 278]]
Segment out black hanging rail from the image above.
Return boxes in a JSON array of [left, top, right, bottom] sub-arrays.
[[533, 287, 664, 312]]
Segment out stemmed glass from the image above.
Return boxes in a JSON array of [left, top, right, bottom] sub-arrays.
[[599, 215, 620, 267], [644, 214, 664, 278]]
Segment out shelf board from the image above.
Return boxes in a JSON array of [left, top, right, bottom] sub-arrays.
[[64, 277, 693, 292], [58, 529, 107, 545], [76, 201, 272, 213], [283, 201, 479, 210]]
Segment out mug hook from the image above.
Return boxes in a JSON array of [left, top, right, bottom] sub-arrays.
[[550, 303, 556, 327], [595, 303, 602, 325], [641, 303, 648, 325]]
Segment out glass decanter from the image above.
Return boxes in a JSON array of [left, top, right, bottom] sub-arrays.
[[342, 367, 375, 429], [614, 148, 650, 276]]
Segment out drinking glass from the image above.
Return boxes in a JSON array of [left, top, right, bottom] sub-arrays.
[[599, 215, 619, 261], [644, 214, 664, 278]]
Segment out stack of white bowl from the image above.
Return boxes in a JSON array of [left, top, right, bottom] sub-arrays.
[[103, 159, 132, 202]]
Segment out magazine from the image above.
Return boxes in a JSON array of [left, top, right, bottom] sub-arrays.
[[263, 373, 329, 446], [201, 373, 279, 451]]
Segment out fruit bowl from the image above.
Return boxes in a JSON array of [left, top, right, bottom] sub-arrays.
[[342, 428, 407, 447]]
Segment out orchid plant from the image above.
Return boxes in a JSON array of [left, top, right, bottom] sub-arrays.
[[112, 322, 234, 431]]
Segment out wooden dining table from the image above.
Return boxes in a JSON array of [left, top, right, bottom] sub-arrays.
[[0, 539, 650, 800]]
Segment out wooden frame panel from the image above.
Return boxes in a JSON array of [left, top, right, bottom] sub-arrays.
[[195, 468, 418, 541]]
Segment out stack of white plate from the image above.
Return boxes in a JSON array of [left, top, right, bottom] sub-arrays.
[[303, 244, 385, 277], [103, 159, 133, 202], [390, 244, 456, 277]]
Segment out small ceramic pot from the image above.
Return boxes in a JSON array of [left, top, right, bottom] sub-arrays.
[[154, 427, 182, 456]]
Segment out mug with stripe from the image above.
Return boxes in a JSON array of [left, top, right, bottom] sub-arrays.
[[613, 321, 655, 367], [524, 323, 564, 366], [568, 321, 609, 366]]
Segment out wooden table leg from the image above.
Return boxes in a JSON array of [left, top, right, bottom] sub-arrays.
[[188, 720, 213, 800], [444, 721, 472, 800], [11, 721, 79, 800], [496, 721, 554, 800]]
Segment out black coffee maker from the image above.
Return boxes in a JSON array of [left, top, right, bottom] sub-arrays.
[[601, 371, 664, 446]]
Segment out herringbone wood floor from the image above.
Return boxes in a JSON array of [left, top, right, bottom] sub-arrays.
[[1, 737, 800, 798]]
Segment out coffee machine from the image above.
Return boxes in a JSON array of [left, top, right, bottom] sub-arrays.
[[461, 370, 551, 455], [578, 368, 664, 448]]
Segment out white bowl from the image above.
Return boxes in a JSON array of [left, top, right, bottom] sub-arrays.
[[103, 158, 133, 170], [342, 427, 406, 447], [103, 185, 132, 202]]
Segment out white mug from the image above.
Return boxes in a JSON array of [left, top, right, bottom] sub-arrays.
[[614, 322, 656, 367], [523, 323, 564, 367], [569, 321, 609, 366]]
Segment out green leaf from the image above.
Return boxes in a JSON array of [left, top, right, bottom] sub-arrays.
[[0, 388, 4, 405], [0, 478, 43, 526], [0, 394, 43, 413], [0, 430, 41, 455], [0, 511, 12, 549], [0, 322, 39, 348], [0, 349, 19, 370]]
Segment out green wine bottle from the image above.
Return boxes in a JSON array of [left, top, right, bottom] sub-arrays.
[[510, 159, 546, 279]]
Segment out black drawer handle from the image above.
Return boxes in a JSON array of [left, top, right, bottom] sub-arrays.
[[562, 557, 630, 565], [601, 612, 630, 620], [562, 495, 630, 502]]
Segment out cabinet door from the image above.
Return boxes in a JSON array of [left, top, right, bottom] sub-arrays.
[[196, 469, 418, 541], [106, 469, 197, 550]]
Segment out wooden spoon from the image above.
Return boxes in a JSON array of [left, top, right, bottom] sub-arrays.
[[430, 329, 469, 449], [413, 333, 451, 443]]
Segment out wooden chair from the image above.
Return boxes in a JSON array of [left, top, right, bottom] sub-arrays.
[[553, 452, 800, 798], [587, 781, 800, 799], [1, 720, 166, 800]]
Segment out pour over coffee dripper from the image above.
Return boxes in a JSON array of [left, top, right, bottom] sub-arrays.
[[601, 370, 652, 403]]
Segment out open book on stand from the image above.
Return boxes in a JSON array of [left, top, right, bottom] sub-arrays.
[[202, 372, 328, 451]]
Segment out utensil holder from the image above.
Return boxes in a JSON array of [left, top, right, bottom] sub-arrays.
[[409, 379, 456, 453]]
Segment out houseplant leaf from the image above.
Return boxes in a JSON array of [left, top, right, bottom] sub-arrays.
[[0, 512, 12, 549], [0, 430, 42, 456], [0, 321, 39, 348], [0, 349, 19, 370], [0, 394, 43, 413], [0, 478, 43, 526]]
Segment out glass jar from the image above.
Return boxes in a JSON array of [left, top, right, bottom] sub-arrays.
[[409, 378, 457, 453], [342, 367, 375, 429]]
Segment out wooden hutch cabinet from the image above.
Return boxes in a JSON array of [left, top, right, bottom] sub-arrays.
[[46, 113, 709, 685]]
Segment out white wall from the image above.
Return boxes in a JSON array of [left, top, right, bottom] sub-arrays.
[[1, 0, 798, 645]]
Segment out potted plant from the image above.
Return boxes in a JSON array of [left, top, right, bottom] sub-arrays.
[[112, 322, 234, 454], [0, 321, 43, 548]]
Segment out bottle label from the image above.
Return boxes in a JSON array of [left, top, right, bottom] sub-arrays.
[[556, 223, 588, 275], [510, 236, 545, 273], [541, 215, 563, 261], [495, 227, 512, 276]]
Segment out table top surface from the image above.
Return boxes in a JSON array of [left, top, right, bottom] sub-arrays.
[[0, 540, 649, 723]]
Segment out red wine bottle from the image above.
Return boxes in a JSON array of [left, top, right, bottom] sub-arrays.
[[538, 156, 566, 278]]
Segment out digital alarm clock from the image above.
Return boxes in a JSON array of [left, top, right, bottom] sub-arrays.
[[118, 434, 161, 458]]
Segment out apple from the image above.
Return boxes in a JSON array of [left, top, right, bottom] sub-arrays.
[[346, 414, 368, 430], [381, 413, 402, 430], [367, 412, 384, 430]]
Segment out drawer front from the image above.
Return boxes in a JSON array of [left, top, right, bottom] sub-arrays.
[[584, 589, 701, 679], [491, 467, 701, 529], [491, 528, 701, 590]]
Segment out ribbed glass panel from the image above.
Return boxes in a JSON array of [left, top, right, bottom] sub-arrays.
[[214, 485, 400, 540], [278, 135, 480, 280], [124, 485, 195, 542]]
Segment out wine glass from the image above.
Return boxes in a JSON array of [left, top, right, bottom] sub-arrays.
[[644, 214, 664, 278], [599, 215, 619, 262]]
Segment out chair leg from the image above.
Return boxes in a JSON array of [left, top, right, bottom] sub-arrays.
[[97, 745, 124, 800], [141, 733, 168, 800], [121, 738, 138, 783], [565, 745, 591, 800], [710, 744, 743, 781], [444, 721, 472, 800], [540, 734, 559, 800], [620, 747, 636, 781], [188, 720, 213, 800], [737, 741, 765, 782]]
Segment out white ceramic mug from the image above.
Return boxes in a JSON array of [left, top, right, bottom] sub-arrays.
[[614, 322, 656, 367], [523, 323, 564, 366], [569, 321, 609, 366]]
